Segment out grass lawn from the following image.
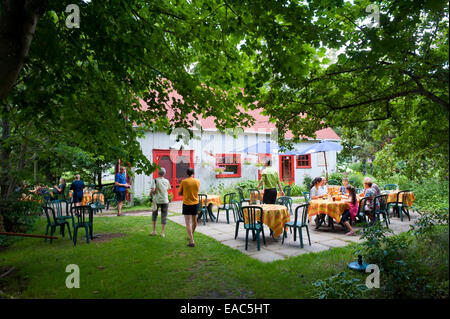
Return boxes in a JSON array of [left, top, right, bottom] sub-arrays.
[[0, 216, 364, 299]]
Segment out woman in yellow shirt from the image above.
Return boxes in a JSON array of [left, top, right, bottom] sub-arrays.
[[178, 167, 200, 247]]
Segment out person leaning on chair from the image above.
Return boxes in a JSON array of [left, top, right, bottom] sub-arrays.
[[115, 166, 131, 216], [150, 167, 171, 238], [179, 167, 200, 247], [257, 159, 284, 204]]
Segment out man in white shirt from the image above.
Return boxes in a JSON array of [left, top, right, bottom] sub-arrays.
[[150, 168, 171, 237]]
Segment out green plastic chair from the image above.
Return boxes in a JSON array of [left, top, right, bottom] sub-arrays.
[[248, 188, 260, 204], [42, 206, 72, 243], [283, 185, 292, 197], [242, 205, 266, 251], [101, 186, 117, 210], [90, 192, 106, 215], [197, 194, 208, 225], [302, 191, 310, 203], [236, 187, 250, 206], [282, 203, 311, 248], [374, 194, 390, 227], [71, 205, 94, 246], [50, 200, 74, 227], [216, 193, 236, 224], [232, 200, 244, 239], [383, 184, 398, 191], [356, 197, 377, 227], [276, 196, 293, 216], [387, 190, 411, 222]]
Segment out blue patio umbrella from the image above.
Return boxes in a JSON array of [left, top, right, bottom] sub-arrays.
[[235, 141, 303, 155], [297, 141, 343, 183], [235, 140, 279, 154]]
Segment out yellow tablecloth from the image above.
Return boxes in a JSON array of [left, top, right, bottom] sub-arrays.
[[385, 191, 415, 207], [69, 190, 104, 206], [327, 185, 341, 194], [243, 204, 290, 238], [200, 194, 221, 207], [308, 199, 351, 224], [249, 190, 280, 203]]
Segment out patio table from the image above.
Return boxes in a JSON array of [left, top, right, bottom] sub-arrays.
[[199, 194, 222, 222], [308, 195, 363, 229], [243, 204, 290, 238], [384, 190, 415, 207]]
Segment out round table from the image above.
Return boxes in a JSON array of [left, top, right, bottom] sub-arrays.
[[384, 190, 415, 206], [200, 194, 221, 207], [308, 198, 350, 224], [243, 204, 290, 238], [198, 194, 222, 222]]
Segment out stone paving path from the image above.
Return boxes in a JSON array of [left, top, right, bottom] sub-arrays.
[[167, 201, 417, 262]]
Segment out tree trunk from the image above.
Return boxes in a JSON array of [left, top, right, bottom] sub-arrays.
[[97, 171, 102, 187], [0, 106, 12, 199], [0, 0, 46, 102]]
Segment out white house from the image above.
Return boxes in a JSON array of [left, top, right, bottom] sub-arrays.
[[131, 101, 340, 201]]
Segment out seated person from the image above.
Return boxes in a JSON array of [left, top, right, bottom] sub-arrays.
[[339, 178, 349, 194], [363, 180, 379, 221], [364, 177, 381, 197], [53, 178, 66, 199], [341, 185, 358, 236], [310, 177, 328, 199]]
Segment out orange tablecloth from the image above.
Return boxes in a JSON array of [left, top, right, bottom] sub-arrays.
[[200, 194, 221, 207], [327, 185, 341, 194], [69, 190, 104, 206], [243, 204, 290, 238], [308, 199, 350, 224], [385, 191, 415, 207], [249, 190, 280, 203]]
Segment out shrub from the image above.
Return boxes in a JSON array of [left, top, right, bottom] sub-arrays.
[[347, 172, 364, 188], [303, 174, 312, 189], [312, 271, 368, 299], [0, 192, 41, 247], [328, 172, 344, 185]]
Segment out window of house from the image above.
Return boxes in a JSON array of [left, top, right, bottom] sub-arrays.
[[297, 154, 311, 168], [216, 154, 241, 178]]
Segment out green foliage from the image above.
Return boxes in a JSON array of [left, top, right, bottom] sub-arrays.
[[303, 174, 312, 189], [354, 218, 449, 298], [328, 172, 344, 185], [0, 193, 41, 247], [312, 271, 368, 299], [347, 172, 364, 188]]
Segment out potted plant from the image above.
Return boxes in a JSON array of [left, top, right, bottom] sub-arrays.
[[214, 166, 225, 175]]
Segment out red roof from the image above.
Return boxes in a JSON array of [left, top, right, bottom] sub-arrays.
[[138, 91, 340, 140]]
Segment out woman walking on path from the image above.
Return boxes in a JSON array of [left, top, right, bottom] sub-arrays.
[[150, 168, 171, 237], [178, 168, 200, 247]]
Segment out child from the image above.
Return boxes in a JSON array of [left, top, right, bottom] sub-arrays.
[[341, 185, 358, 236], [339, 178, 349, 195]]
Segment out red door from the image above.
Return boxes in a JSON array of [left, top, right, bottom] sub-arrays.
[[279, 155, 295, 184], [153, 149, 194, 201]]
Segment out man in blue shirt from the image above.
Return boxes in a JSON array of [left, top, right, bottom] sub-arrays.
[[70, 175, 85, 206], [115, 166, 130, 216]]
